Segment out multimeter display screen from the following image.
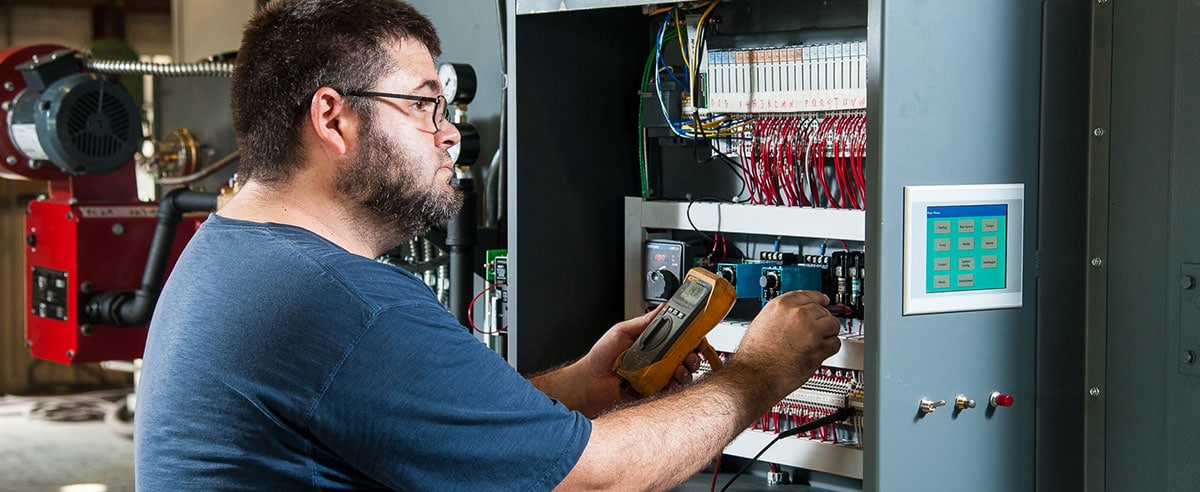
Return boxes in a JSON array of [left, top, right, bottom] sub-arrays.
[[676, 280, 710, 306]]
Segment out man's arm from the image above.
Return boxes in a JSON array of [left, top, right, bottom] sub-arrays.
[[529, 305, 700, 418], [556, 290, 842, 491]]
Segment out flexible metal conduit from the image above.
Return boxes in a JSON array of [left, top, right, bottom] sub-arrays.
[[84, 58, 234, 77]]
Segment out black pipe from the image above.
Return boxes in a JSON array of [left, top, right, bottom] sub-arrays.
[[446, 176, 476, 330], [83, 188, 218, 327]]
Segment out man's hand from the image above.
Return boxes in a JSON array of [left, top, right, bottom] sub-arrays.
[[581, 304, 704, 405], [531, 305, 706, 418], [731, 290, 842, 400], [558, 291, 842, 491]]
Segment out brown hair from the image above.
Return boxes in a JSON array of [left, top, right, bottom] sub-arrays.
[[230, 0, 441, 185]]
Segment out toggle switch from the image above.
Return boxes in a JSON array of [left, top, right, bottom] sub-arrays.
[[989, 391, 1014, 408], [955, 394, 976, 410], [919, 398, 946, 415]]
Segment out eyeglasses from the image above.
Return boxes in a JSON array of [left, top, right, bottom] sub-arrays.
[[340, 90, 450, 132]]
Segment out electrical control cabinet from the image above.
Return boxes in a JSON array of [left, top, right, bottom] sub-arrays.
[[504, 1, 1079, 490]]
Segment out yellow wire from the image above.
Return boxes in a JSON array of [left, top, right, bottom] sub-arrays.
[[674, 9, 693, 80], [690, 0, 723, 99]]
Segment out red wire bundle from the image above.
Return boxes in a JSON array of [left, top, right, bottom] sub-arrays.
[[737, 112, 867, 210]]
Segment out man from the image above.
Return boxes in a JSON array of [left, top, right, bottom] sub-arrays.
[[134, 0, 842, 490]]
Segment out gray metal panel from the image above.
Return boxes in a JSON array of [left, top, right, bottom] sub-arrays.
[[1084, 1, 1112, 490], [1106, 1, 1172, 490], [152, 77, 237, 192], [1036, 1, 1091, 491], [1106, 0, 1200, 490], [1166, 1, 1200, 488], [867, 1, 1041, 490]]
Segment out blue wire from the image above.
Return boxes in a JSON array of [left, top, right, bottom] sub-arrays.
[[656, 12, 688, 93]]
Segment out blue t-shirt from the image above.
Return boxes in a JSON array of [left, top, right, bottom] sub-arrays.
[[135, 215, 590, 491]]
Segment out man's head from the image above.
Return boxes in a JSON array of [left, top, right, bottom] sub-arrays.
[[232, 0, 462, 241], [231, 0, 440, 185]]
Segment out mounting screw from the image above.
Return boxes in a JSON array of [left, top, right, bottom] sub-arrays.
[[1089, 387, 1101, 397], [65, 212, 74, 220], [25, 340, 32, 349], [1184, 350, 1197, 365], [3, 81, 13, 91], [4, 156, 15, 166], [25, 233, 35, 248], [1183, 276, 1197, 290], [80, 281, 93, 294], [111, 223, 125, 235], [66, 349, 75, 359], [80, 324, 93, 337], [1093, 127, 1105, 137], [1090, 257, 1103, 267], [0, 101, 10, 111]]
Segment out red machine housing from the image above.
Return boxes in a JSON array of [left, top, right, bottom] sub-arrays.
[[24, 166, 205, 364], [4, 45, 206, 364]]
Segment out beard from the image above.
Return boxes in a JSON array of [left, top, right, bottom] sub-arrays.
[[334, 121, 463, 242]]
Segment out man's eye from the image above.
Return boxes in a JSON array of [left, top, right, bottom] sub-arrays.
[[413, 101, 432, 112]]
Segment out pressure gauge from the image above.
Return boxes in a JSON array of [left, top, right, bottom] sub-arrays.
[[438, 62, 477, 105], [448, 122, 480, 166]]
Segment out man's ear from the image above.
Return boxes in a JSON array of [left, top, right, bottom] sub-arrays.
[[309, 87, 355, 156]]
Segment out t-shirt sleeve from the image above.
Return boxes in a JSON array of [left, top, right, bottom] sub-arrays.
[[305, 301, 591, 491]]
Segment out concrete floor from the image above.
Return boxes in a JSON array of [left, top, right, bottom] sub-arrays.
[[0, 398, 134, 492]]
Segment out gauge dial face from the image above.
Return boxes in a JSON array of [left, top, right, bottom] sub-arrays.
[[439, 63, 459, 103], [438, 63, 477, 104]]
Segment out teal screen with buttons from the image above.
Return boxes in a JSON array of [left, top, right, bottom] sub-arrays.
[[925, 204, 1007, 293]]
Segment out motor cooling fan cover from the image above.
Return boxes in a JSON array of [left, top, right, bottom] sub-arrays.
[[34, 73, 140, 175]]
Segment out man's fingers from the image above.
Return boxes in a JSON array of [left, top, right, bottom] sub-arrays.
[[776, 289, 830, 307], [672, 365, 692, 386]]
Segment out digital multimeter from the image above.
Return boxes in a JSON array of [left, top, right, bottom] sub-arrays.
[[615, 268, 736, 396]]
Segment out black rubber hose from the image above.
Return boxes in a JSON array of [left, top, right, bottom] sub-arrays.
[[446, 178, 477, 330], [84, 189, 218, 327]]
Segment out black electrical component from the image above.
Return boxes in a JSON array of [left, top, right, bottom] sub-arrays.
[[830, 251, 865, 318]]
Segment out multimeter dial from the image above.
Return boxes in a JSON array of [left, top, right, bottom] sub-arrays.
[[438, 62, 477, 104]]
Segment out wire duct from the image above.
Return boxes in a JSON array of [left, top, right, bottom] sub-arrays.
[[85, 58, 234, 77]]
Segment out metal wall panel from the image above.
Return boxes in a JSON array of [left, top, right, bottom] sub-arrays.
[[867, 1, 1042, 490], [1106, 0, 1200, 490], [1106, 1, 1172, 490], [1165, 1, 1200, 488], [1036, 1, 1091, 491]]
